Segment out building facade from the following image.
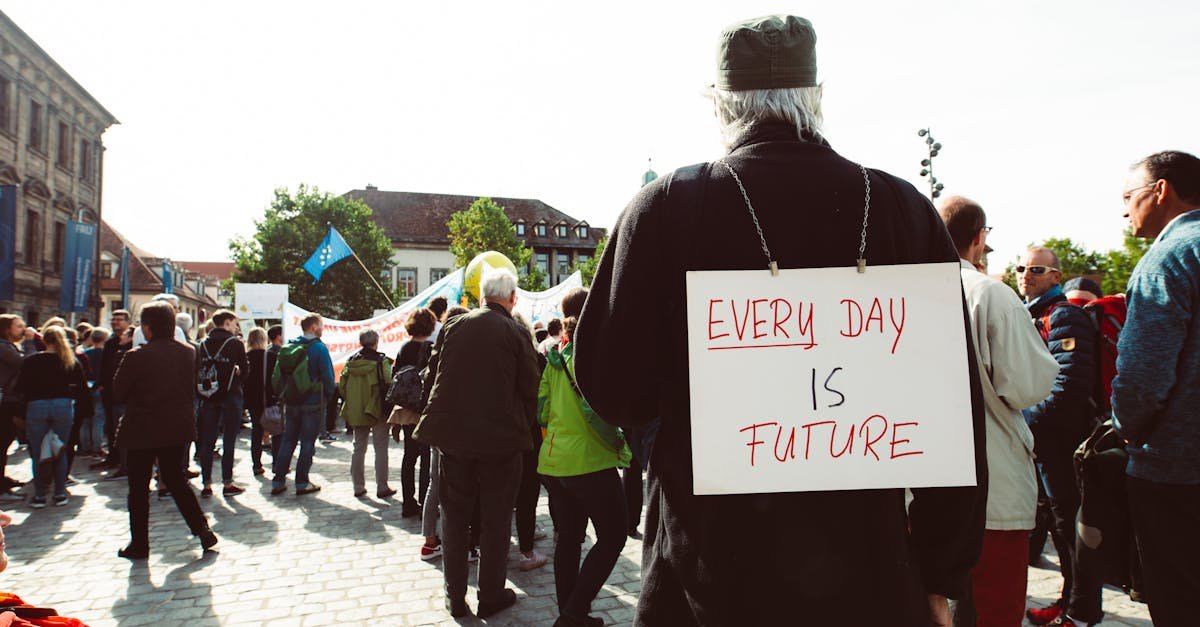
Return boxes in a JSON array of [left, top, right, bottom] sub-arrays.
[[344, 186, 606, 296], [0, 11, 118, 326], [97, 221, 218, 328]]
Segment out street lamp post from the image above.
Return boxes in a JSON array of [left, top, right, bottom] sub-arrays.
[[917, 128, 945, 200]]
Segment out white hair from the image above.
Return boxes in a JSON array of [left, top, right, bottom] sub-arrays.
[[153, 292, 181, 307], [175, 312, 193, 333], [711, 85, 824, 149], [480, 268, 518, 302]]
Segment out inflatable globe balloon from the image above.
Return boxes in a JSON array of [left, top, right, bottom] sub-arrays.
[[463, 251, 519, 299]]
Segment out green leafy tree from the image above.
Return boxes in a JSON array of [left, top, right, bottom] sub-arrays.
[[1100, 228, 1152, 295], [580, 234, 607, 286], [447, 197, 545, 291], [1037, 237, 1104, 277], [230, 185, 396, 319]]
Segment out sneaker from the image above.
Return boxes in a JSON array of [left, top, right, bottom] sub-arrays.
[[222, 484, 245, 496], [30, 496, 46, 509], [53, 494, 69, 507], [519, 550, 548, 571], [200, 486, 213, 498], [1027, 602, 1065, 625], [420, 541, 443, 561], [64, 476, 79, 487], [296, 483, 321, 496], [319, 432, 336, 442], [1046, 615, 1095, 627], [467, 546, 480, 563]]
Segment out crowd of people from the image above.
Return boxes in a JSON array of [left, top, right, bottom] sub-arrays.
[[0, 13, 1197, 627]]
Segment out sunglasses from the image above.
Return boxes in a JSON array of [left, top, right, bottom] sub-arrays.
[[1016, 265, 1058, 275]]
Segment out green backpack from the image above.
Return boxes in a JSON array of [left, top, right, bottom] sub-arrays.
[[272, 341, 320, 405]]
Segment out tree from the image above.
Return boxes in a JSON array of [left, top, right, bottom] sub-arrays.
[[230, 185, 396, 319], [999, 231, 1151, 297], [447, 197, 545, 291], [579, 234, 607, 286], [1099, 229, 1152, 295]]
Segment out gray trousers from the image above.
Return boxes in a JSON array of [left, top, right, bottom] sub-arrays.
[[440, 449, 521, 604], [422, 448, 441, 537], [351, 423, 390, 493]]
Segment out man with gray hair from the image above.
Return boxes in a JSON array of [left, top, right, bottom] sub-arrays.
[[415, 268, 539, 620], [133, 293, 189, 346], [574, 15, 987, 626], [338, 329, 394, 499]]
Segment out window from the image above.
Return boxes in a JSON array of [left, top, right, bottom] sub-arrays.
[[515, 222, 525, 236], [379, 267, 394, 288], [430, 268, 449, 284], [52, 222, 65, 273], [577, 253, 590, 267], [29, 100, 43, 150], [0, 77, 10, 132], [80, 139, 93, 181], [23, 210, 38, 264], [100, 262, 112, 278], [535, 252, 549, 287], [556, 252, 571, 281], [397, 268, 417, 298], [535, 223, 547, 237], [555, 225, 569, 238], [56, 121, 71, 169], [577, 225, 588, 239]]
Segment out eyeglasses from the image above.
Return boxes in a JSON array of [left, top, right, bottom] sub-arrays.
[[1123, 181, 1156, 205], [1015, 265, 1059, 275], [982, 226, 993, 233]]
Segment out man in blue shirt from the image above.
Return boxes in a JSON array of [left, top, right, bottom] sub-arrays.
[[1112, 150, 1200, 625], [271, 313, 336, 496]]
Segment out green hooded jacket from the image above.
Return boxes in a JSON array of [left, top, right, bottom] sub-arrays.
[[338, 349, 392, 427], [537, 342, 631, 477]]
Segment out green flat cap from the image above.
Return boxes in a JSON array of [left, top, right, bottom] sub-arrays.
[[716, 15, 817, 90]]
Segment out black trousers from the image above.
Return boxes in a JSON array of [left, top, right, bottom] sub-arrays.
[[1036, 449, 1103, 622], [401, 424, 430, 507], [515, 449, 540, 553], [622, 454, 644, 533], [439, 450, 521, 604], [554, 468, 628, 621], [1128, 476, 1200, 626], [0, 403, 18, 490], [248, 408, 281, 471], [126, 446, 209, 549]]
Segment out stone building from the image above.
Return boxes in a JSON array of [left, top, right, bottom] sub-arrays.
[[344, 186, 605, 296], [0, 11, 118, 325], [97, 221, 218, 328]]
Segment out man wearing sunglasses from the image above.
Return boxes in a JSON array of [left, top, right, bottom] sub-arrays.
[[1111, 150, 1200, 624], [1019, 247, 1102, 627]]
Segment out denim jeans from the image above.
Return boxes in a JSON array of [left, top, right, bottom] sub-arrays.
[[26, 398, 74, 499], [273, 403, 322, 490], [198, 391, 244, 486], [422, 448, 442, 538], [78, 389, 105, 453]]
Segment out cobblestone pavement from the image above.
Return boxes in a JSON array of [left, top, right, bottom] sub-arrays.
[[2, 432, 1151, 626]]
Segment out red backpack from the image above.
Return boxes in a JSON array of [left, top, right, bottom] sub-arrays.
[[1082, 294, 1126, 411]]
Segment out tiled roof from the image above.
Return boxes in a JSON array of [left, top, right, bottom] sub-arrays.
[[178, 261, 235, 281], [343, 189, 606, 250], [97, 220, 218, 306]]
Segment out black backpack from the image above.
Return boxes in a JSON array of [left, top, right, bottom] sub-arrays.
[[197, 336, 237, 399], [1073, 419, 1145, 602], [385, 342, 430, 410]]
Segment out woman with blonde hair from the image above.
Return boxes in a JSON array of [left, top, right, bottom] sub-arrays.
[[12, 326, 92, 508]]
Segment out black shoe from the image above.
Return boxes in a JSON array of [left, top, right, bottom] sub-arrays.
[[199, 530, 219, 551], [118, 545, 149, 560], [627, 528, 643, 540], [401, 500, 421, 517], [476, 589, 517, 618], [253, 467, 265, 476], [553, 616, 606, 627], [445, 596, 469, 618], [157, 489, 171, 501], [270, 485, 288, 496], [296, 483, 321, 496], [377, 487, 397, 499]]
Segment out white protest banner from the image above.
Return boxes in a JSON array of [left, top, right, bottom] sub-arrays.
[[516, 271, 582, 324], [235, 283, 289, 319], [685, 262, 974, 495], [283, 269, 464, 368]]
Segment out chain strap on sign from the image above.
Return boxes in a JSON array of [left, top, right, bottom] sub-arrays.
[[717, 160, 872, 275]]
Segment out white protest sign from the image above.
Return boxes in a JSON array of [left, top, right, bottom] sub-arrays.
[[235, 283, 289, 319], [516, 271, 583, 324], [685, 261, 975, 495]]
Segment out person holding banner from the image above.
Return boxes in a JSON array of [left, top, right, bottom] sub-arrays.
[[574, 15, 987, 626]]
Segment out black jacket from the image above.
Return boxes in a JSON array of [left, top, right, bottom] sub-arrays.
[[0, 339, 22, 393], [1026, 291, 1099, 453], [414, 303, 539, 456], [195, 328, 249, 401], [11, 352, 93, 417], [574, 122, 987, 626], [113, 338, 197, 449], [244, 347, 279, 416]]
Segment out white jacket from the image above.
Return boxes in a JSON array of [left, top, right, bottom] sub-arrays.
[[959, 260, 1059, 530]]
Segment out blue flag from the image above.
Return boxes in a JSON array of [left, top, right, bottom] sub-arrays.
[[303, 225, 354, 282], [58, 221, 97, 312], [0, 185, 15, 301]]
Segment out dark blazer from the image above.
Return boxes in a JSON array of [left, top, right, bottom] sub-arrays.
[[112, 337, 197, 450], [574, 121, 988, 626], [414, 303, 539, 456]]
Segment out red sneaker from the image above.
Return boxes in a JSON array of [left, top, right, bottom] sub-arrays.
[[1026, 602, 1064, 625], [420, 540, 443, 561]]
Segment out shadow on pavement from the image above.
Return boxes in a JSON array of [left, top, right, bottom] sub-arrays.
[[113, 553, 219, 626]]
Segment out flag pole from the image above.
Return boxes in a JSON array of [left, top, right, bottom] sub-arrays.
[[350, 249, 397, 310]]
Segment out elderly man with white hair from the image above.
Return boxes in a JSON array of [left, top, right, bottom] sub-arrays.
[[573, 14, 987, 627], [133, 293, 190, 346], [414, 268, 540, 620]]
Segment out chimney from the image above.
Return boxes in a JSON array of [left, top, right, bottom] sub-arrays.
[[365, 183, 378, 191]]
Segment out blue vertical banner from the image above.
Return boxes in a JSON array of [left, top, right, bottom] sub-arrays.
[[0, 185, 14, 301], [120, 246, 130, 310], [58, 220, 97, 313], [162, 261, 173, 294]]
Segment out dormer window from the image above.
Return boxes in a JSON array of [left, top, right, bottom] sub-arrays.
[[515, 221, 526, 236], [576, 225, 588, 239], [535, 223, 547, 237], [556, 224, 569, 238]]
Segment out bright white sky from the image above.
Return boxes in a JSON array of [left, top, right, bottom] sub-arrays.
[[3, 1, 1197, 268]]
